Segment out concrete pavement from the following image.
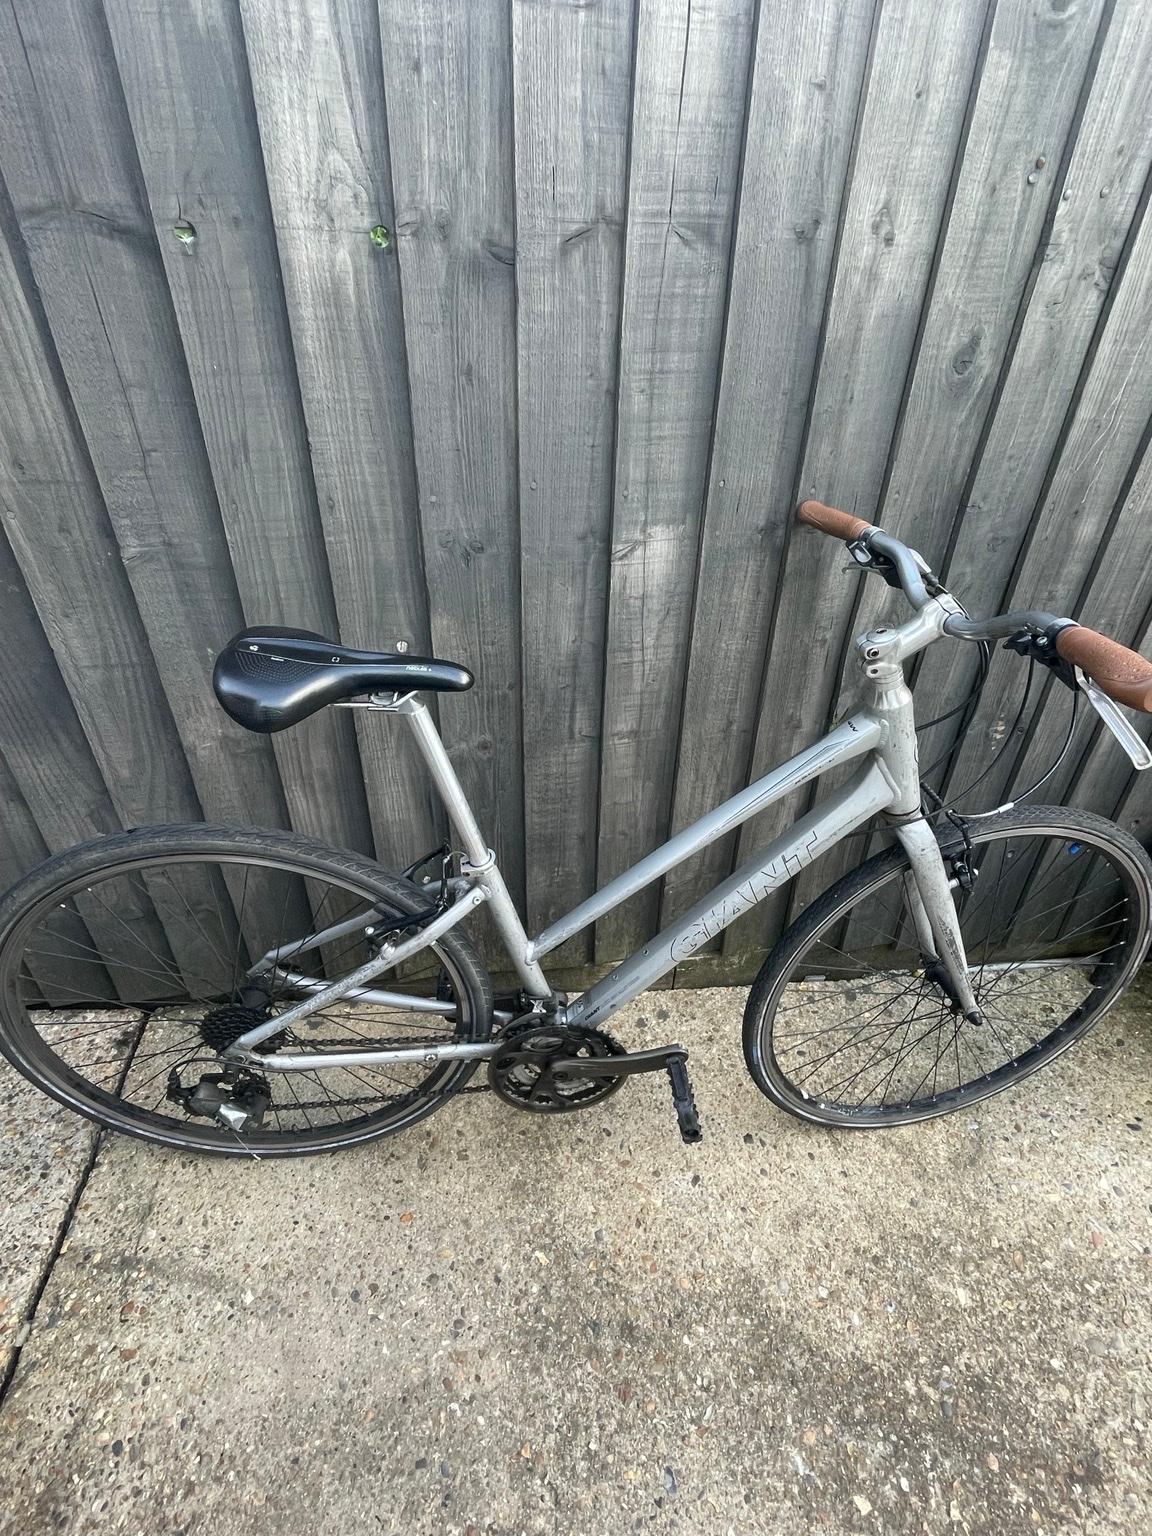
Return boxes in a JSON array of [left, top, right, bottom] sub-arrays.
[[0, 982, 1148, 1535]]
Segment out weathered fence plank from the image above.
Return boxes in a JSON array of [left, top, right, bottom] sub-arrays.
[[869, 0, 1109, 573], [943, 187, 1152, 813], [512, 0, 636, 954], [1064, 440, 1152, 833], [0, 0, 288, 838], [0, 535, 128, 1005], [0, 534, 123, 853], [593, 0, 758, 964], [780, 0, 1110, 932], [720, 0, 990, 961], [915, 0, 1152, 783], [659, 0, 877, 937], [0, 752, 56, 1004], [238, 0, 439, 868], [377, 0, 525, 910], [1, 0, 1152, 988], [0, 188, 201, 831], [102, 0, 374, 860]]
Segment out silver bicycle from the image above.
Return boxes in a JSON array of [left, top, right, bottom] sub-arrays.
[[4, 500, 1152, 1156]]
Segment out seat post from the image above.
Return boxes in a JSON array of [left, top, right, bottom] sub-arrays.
[[396, 698, 552, 1000]]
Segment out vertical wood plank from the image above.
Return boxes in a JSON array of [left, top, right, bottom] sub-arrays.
[[914, 0, 1152, 774], [0, 536, 124, 1004], [0, 532, 122, 852], [779, 0, 1109, 935], [102, 0, 374, 859], [873, 0, 1109, 567], [659, 0, 877, 931], [512, 0, 637, 953], [0, 0, 289, 834], [940, 189, 1152, 814], [0, 751, 49, 900], [0, 523, 182, 1002], [0, 190, 201, 830], [0, 755, 55, 1004], [593, 0, 758, 963], [376, 0, 525, 909], [238, 0, 439, 866], [719, 0, 990, 960]]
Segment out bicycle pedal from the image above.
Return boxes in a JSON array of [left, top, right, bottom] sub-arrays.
[[665, 1053, 702, 1145]]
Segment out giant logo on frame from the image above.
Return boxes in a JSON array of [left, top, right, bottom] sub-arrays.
[[668, 829, 822, 962]]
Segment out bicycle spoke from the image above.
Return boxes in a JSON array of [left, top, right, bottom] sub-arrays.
[[4, 848, 480, 1149], [156, 868, 237, 984], [760, 822, 1144, 1122]]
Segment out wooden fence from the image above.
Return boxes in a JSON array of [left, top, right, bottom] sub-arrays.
[[2, 0, 1152, 986]]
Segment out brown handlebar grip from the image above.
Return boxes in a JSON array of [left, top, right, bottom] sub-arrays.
[[1054, 625, 1152, 712], [796, 499, 873, 542]]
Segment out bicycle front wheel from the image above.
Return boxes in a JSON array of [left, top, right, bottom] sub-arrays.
[[743, 806, 1152, 1127], [0, 825, 492, 1157]]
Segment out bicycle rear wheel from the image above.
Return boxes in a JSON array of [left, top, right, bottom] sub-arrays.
[[0, 825, 492, 1156], [743, 806, 1152, 1127]]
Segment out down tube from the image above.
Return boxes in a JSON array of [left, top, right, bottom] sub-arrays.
[[567, 761, 894, 1030]]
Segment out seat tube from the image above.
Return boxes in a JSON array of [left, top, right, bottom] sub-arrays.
[[398, 698, 551, 999]]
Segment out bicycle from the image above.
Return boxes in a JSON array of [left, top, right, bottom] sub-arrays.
[[3, 499, 1152, 1158]]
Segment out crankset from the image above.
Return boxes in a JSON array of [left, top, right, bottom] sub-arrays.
[[488, 1022, 702, 1144]]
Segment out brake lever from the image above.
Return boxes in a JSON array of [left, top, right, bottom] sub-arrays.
[[843, 537, 940, 604], [844, 537, 902, 589], [1075, 668, 1152, 770]]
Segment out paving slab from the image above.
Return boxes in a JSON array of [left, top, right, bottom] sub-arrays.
[[0, 982, 1148, 1536], [0, 1060, 99, 1380]]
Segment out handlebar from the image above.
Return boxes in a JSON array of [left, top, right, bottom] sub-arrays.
[[796, 499, 936, 609], [1053, 625, 1152, 712], [795, 499, 1152, 714], [796, 499, 872, 542]]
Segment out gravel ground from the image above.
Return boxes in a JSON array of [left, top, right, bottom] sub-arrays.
[[0, 978, 1148, 1536]]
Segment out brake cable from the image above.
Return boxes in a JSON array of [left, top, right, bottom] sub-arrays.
[[921, 654, 1081, 819]]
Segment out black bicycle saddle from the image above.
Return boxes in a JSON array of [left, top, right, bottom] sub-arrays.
[[213, 627, 473, 734]]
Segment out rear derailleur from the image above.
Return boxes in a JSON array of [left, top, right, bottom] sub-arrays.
[[166, 1069, 271, 1133], [488, 1020, 702, 1145], [166, 995, 280, 1133]]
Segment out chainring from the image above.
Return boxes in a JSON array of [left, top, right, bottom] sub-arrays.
[[488, 1021, 626, 1114]]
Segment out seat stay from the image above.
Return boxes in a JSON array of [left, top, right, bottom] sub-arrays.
[[225, 885, 490, 1053]]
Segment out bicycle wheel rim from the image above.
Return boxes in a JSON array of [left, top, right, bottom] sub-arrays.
[[0, 846, 484, 1154], [748, 815, 1152, 1126]]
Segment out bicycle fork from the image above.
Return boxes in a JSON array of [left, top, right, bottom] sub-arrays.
[[862, 617, 984, 1026], [895, 820, 984, 1024]]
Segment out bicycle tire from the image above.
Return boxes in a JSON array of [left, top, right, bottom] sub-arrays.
[[743, 805, 1152, 1127], [0, 824, 493, 1157]]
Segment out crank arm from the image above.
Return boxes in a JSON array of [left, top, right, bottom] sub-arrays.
[[552, 1043, 688, 1078], [551, 1044, 702, 1145]]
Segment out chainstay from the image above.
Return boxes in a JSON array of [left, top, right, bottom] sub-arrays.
[[270, 1032, 494, 1110]]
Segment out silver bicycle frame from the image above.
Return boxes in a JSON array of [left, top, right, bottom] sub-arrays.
[[229, 593, 982, 1072]]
